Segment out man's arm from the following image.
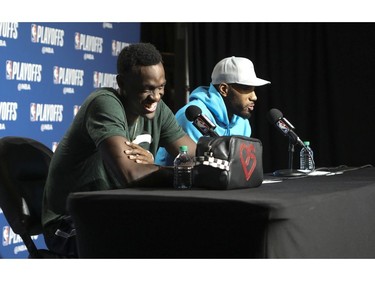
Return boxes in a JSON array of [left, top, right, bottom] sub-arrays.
[[98, 135, 160, 187]]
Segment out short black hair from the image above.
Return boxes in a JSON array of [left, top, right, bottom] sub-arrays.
[[117, 42, 163, 75]]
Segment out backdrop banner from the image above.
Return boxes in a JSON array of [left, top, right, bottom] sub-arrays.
[[0, 22, 140, 258]]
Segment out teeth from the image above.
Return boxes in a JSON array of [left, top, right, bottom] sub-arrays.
[[145, 102, 157, 111]]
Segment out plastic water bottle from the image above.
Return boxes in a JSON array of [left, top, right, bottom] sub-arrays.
[[173, 145, 194, 189], [299, 141, 315, 172]]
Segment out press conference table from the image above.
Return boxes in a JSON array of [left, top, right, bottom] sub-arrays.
[[67, 166, 375, 258]]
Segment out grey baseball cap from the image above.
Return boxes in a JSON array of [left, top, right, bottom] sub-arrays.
[[211, 56, 270, 86]]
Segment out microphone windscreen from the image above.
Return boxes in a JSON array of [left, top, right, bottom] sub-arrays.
[[267, 108, 283, 124], [185, 105, 202, 121]]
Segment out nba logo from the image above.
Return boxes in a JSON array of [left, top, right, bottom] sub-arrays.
[[53, 66, 59, 84], [112, 40, 117, 56], [276, 120, 290, 134], [30, 103, 37, 122], [73, 105, 80, 117], [52, 142, 59, 152], [93, 71, 99, 88], [6, 60, 13, 80], [31, 24, 37, 43], [2, 226, 10, 246], [74, 32, 80, 49]]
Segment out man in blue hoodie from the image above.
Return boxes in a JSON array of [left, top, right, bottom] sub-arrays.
[[155, 56, 270, 165]]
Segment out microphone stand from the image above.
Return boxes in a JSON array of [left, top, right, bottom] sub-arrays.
[[273, 139, 307, 177]]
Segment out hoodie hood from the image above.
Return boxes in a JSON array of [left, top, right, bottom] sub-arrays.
[[189, 83, 242, 128]]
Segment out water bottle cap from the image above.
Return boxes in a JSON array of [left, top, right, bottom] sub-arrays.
[[303, 141, 310, 146], [179, 145, 188, 152]]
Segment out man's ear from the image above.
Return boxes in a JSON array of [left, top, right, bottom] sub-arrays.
[[218, 83, 230, 97], [116, 74, 124, 89], [116, 74, 123, 88]]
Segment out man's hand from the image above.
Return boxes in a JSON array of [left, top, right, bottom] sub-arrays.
[[124, 141, 154, 164]]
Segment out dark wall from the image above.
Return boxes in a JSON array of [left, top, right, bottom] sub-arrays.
[[141, 23, 375, 173]]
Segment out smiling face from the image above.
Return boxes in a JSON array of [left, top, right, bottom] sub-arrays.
[[118, 62, 166, 123]]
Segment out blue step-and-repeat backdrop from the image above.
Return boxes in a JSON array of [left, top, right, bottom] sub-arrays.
[[0, 22, 140, 258]]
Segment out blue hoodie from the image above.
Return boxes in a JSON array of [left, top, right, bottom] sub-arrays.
[[155, 83, 251, 165]]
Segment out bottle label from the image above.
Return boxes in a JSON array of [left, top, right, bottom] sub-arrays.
[[174, 166, 193, 188]]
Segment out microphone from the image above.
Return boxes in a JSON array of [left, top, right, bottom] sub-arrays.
[[185, 105, 219, 137], [267, 108, 305, 147]]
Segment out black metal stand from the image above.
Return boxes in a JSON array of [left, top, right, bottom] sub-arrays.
[[273, 140, 307, 177]]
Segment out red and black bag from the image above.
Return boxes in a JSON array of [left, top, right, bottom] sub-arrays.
[[194, 136, 263, 189]]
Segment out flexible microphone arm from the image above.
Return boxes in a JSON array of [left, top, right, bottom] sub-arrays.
[[267, 108, 308, 177]]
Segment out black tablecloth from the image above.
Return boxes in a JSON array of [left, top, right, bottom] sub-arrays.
[[67, 166, 375, 258]]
